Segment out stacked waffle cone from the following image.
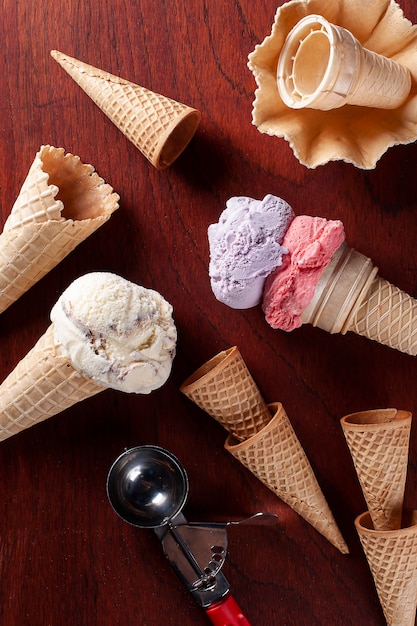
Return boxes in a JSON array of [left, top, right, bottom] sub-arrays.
[[341, 409, 417, 625], [51, 50, 201, 170], [301, 241, 417, 356], [0, 145, 119, 315], [181, 347, 348, 554]]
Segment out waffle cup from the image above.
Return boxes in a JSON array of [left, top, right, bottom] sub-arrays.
[[355, 510, 417, 626], [0, 324, 105, 442], [0, 145, 119, 315], [51, 50, 201, 170], [225, 403, 348, 553], [277, 15, 411, 111], [180, 346, 271, 441], [181, 350, 348, 553], [341, 409, 412, 531], [300, 241, 417, 355]]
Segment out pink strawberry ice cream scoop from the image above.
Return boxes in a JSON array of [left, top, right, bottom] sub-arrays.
[[262, 216, 345, 331], [208, 194, 294, 309]]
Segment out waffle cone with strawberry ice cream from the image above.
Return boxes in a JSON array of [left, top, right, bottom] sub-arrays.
[[208, 194, 417, 356], [263, 219, 417, 355]]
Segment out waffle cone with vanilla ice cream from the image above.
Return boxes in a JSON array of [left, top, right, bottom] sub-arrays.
[[181, 350, 348, 553], [0, 272, 177, 441], [0, 145, 119, 315], [51, 50, 201, 170]]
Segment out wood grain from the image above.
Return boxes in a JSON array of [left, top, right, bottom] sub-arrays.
[[0, 1, 416, 624]]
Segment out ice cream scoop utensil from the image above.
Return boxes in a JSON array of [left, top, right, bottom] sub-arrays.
[[107, 445, 265, 625]]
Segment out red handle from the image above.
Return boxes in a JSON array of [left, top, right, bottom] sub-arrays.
[[205, 594, 252, 626]]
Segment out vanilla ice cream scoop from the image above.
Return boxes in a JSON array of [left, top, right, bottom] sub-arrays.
[[50, 272, 177, 393]]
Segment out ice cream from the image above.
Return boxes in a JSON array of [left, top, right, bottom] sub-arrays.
[[0, 272, 177, 442], [263, 215, 345, 331], [209, 194, 417, 355], [208, 194, 294, 308], [50, 272, 177, 394]]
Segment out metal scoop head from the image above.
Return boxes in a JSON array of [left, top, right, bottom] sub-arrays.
[[106, 445, 189, 529]]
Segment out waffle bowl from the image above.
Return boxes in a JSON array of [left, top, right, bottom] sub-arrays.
[[248, 0, 417, 169]]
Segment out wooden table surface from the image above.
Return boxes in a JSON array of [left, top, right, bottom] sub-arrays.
[[1, 1, 417, 624]]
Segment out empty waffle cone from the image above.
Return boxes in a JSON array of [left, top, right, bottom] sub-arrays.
[[301, 241, 417, 355], [180, 346, 271, 441], [341, 409, 412, 531], [51, 50, 201, 170], [0, 324, 104, 441], [277, 15, 411, 111], [355, 510, 417, 626], [0, 145, 119, 315], [225, 403, 348, 553]]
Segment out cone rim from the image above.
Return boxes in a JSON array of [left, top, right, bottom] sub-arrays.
[[355, 509, 417, 536], [154, 108, 201, 170], [180, 346, 239, 392], [341, 408, 412, 431]]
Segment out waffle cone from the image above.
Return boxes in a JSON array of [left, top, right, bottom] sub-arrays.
[[180, 347, 271, 441], [277, 15, 411, 111], [341, 409, 412, 531], [0, 324, 104, 442], [0, 145, 119, 315], [301, 241, 417, 355], [355, 510, 417, 626], [347, 275, 417, 355], [225, 402, 349, 554], [51, 50, 201, 170]]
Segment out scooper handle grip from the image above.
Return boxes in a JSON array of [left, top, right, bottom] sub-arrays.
[[205, 594, 252, 626]]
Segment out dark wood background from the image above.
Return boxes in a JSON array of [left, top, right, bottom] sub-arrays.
[[1, 1, 417, 624]]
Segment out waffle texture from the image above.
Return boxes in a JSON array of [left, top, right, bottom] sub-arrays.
[[226, 403, 349, 554], [348, 276, 417, 355], [341, 409, 411, 530], [351, 46, 411, 109], [355, 510, 417, 626], [0, 325, 104, 441], [302, 242, 417, 356], [51, 50, 200, 169], [180, 346, 271, 441], [182, 350, 347, 552], [0, 145, 119, 315]]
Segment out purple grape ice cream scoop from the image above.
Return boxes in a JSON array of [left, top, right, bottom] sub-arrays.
[[208, 194, 294, 309]]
